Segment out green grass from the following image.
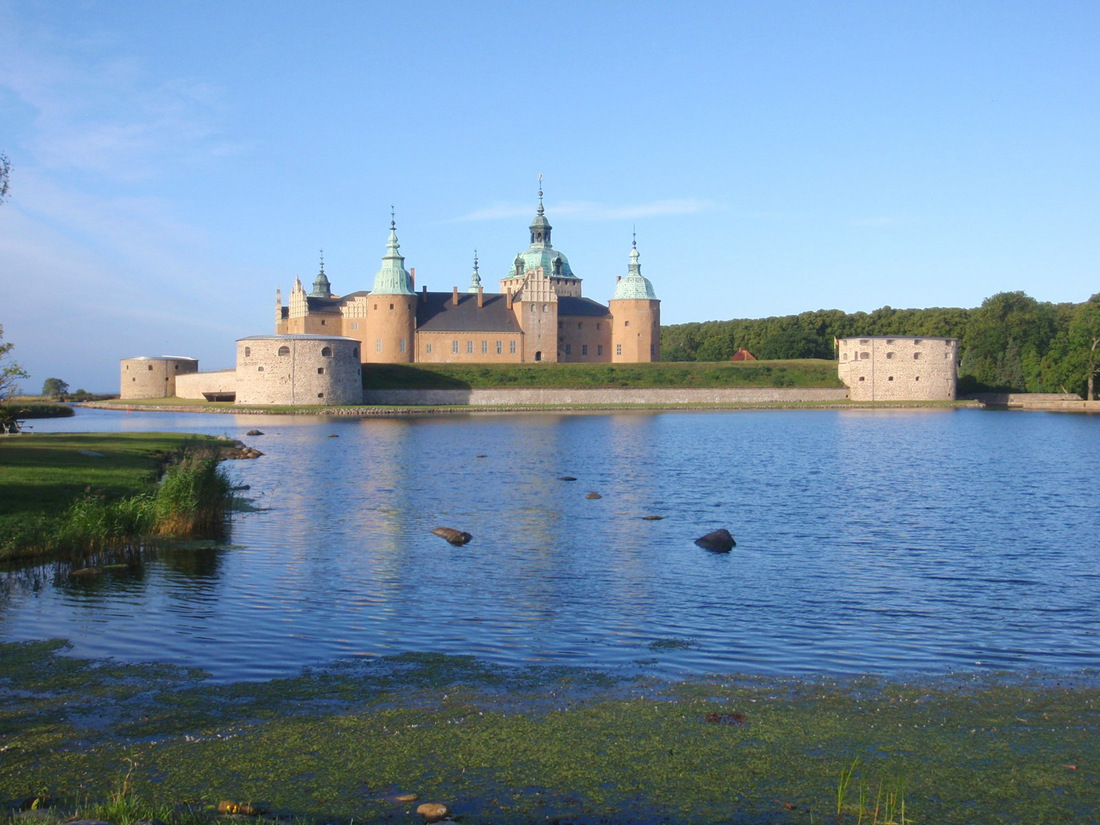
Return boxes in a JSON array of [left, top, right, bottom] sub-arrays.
[[363, 359, 846, 390], [0, 433, 240, 561], [1, 642, 1096, 825]]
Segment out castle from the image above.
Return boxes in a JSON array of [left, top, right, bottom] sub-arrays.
[[274, 187, 661, 365]]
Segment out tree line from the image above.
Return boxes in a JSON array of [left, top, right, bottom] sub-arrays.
[[661, 291, 1100, 398]]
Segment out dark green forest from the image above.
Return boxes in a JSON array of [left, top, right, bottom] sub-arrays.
[[661, 291, 1100, 397]]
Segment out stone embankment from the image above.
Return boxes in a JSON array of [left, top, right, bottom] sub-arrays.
[[362, 387, 850, 406], [969, 393, 1099, 413]]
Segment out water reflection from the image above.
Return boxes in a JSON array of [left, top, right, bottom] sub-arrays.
[[3, 407, 1099, 681]]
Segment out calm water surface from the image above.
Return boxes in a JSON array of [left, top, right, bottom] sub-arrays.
[[2, 407, 1098, 682]]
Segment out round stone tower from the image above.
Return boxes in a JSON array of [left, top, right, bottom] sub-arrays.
[[609, 237, 661, 362], [120, 356, 199, 398]]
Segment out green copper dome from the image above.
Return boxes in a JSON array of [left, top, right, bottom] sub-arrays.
[[371, 217, 414, 296], [309, 253, 332, 298], [612, 239, 658, 300], [506, 187, 578, 280]]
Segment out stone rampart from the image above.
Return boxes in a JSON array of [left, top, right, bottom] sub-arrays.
[[236, 335, 362, 405], [838, 336, 957, 401], [175, 369, 237, 400], [120, 356, 199, 399], [362, 387, 850, 406]]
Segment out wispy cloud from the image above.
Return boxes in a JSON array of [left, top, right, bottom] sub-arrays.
[[454, 198, 719, 223], [0, 13, 240, 180]]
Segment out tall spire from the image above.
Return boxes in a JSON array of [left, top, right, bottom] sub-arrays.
[[468, 250, 482, 293], [612, 232, 658, 301], [529, 174, 552, 247], [371, 209, 414, 295]]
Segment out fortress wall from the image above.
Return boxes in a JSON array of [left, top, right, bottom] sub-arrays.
[[838, 337, 957, 401], [175, 369, 237, 400], [235, 336, 362, 405], [120, 357, 199, 399], [361, 387, 850, 406]]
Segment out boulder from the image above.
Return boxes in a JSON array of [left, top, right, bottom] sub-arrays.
[[416, 802, 450, 822], [559, 476, 578, 481], [431, 527, 472, 546], [585, 492, 602, 499], [694, 529, 736, 552], [642, 515, 664, 520], [246, 429, 264, 436]]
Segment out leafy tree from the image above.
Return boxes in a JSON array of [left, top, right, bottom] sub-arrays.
[[0, 324, 28, 399], [960, 291, 1056, 391], [1069, 295, 1100, 400], [41, 377, 70, 399], [758, 328, 830, 360]]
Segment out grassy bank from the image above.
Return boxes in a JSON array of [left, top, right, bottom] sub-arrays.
[[0, 640, 1096, 825], [0, 433, 244, 562], [364, 359, 845, 390]]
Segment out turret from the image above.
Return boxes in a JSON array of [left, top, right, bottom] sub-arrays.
[[609, 234, 660, 362], [365, 210, 416, 363]]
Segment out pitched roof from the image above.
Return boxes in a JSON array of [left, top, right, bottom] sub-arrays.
[[415, 292, 523, 333], [559, 296, 612, 318]]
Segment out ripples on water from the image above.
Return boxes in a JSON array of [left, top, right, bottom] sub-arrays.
[[2, 407, 1098, 682]]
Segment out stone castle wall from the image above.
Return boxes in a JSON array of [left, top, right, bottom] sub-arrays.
[[235, 335, 362, 405], [838, 337, 957, 401], [120, 356, 199, 398], [362, 387, 850, 406]]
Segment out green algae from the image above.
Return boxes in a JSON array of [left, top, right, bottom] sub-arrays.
[[2, 641, 1098, 824]]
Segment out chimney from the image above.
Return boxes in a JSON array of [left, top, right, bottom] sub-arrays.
[[477, 286, 484, 308], [410, 267, 415, 288], [421, 284, 427, 303], [452, 286, 459, 306], [506, 288, 513, 310]]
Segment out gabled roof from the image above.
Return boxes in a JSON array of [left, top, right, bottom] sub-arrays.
[[559, 296, 612, 318], [415, 292, 523, 333]]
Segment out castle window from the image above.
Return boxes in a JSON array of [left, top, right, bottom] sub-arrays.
[[317, 367, 325, 375], [321, 347, 332, 357], [885, 339, 894, 345], [597, 323, 601, 330], [278, 346, 290, 356], [915, 375, 921, 381], [913, 352, 922, 360], [244, 347, 251, 357], [426, 343, 433, 354], [543, 304, 548, 312], [148, 364, 153, 371], [914, 339, 922, 345], [616, 344, 622, 356], [565, 344, 571, 355], [582, 344, 588, 356], [578, 322, 582, 329], [624, 320, 630, 327], [860, 339, 869, 345], [317, 393, 324, 398], [887, 376, 894, 381], [376, 339, 382, 352], [510, 340, 516, 354], [399, 338, 407, 354], [452, 340, 459, 354], [886, 352, 894, 359], [481, 340, 488, 354], [257, 366, 264, 372], [389, 303, 394, 310], [352, 322, 358, 330], [467, 340, 473, 354], [858, 376, 865, 382], [860, 352, 869, 360], [496, 341, 502, 354], [353, 348, 359, 357], [373, 303, 377, 310], [321, 319, 326, 326], [598, 345, 603, 356]]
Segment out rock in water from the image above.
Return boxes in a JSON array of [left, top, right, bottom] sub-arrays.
[[694, 529, 736, 552], [431, 527, 473, 546], [586, 492, 602, 499], [416, 802, 450, 822]]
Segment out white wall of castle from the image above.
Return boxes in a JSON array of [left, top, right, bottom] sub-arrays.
[[838, 337, 957, 401]]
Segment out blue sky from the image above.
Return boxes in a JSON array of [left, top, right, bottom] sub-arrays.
[[1, 0, 1097, 392]]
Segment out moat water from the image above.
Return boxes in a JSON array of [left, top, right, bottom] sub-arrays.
[[2, 407, 1098, 682]]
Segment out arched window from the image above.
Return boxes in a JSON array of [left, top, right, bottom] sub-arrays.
[[278, 346, 290, 356], [321, 346, 332, 357], [244, 347, 251, 357]]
